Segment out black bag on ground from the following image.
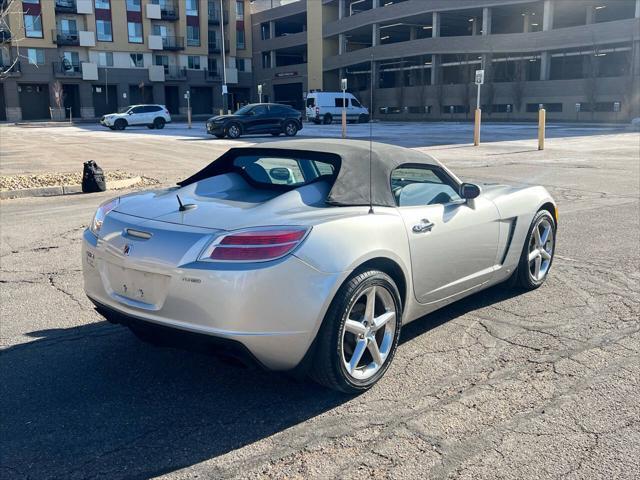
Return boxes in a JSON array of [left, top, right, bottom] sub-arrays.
[[82, 160, 106, 193]]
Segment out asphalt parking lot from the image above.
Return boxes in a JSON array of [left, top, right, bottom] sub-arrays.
[[1, 121, 639, 479]]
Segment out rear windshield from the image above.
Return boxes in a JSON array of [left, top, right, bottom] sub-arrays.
[[233, 155, 335, 187]]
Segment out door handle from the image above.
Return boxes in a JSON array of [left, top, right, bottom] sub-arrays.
[[412, 219, 434, 233]]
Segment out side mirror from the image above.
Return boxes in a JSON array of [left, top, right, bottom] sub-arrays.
[[460, 183, 481, 200]]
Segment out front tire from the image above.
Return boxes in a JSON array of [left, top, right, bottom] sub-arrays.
[[323, 113, 333, 125], [310, 270, 402, 393], [153, 117, 166, 129], [226, 123, 241, 139], [114, 119, 127, 130], [513, 210, 556, 290]]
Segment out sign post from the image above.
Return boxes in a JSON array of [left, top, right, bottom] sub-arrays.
[[538, 105, 546, 151], [257, 83, 263, 103], [341, 78, 347, 139], [185, 90, 191, 129], [473, 69, 484, 146]]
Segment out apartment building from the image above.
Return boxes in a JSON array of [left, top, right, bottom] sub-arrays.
[[251, 0, 640, 121], [0, 0, 253, 121]]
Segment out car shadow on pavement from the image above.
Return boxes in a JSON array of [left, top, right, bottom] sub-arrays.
[[0, 284, 521, 479]]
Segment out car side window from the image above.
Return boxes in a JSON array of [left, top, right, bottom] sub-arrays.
[[351, 98, 362, 108], [391, 166, 461, 207], [147, 106, 161, 112], [130, 106, 144, 114], [252, 105, 267, 115]]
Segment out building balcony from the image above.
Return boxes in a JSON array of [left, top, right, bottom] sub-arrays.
[[53, 29, 80, 46], [207, 8, 228, 24], [55, 0, 77, 13], [160, 1, 179, 21], [164, 65, 187, 80], [1, 60, 21, 76], [208, 42, 221, 54], [204, 69, 220, 81], [52, 61, 82, 77], [162, 36, 184, 50]]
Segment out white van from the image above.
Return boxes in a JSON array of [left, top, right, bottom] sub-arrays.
[[306, 92, 370, 124]]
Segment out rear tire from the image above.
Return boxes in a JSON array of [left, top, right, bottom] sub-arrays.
[[153, 117, 166, 129], [114, 119, 127, 130], [284, 120, 298, 137], [512, 210, 556, 290], [310, 270, 402, 393], [323, 113, 333, 125]]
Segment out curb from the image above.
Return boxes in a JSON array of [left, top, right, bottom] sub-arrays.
[[0, 176, 142, 200]]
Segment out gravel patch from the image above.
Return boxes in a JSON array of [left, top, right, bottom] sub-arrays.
[[0, 171, 158, 191]]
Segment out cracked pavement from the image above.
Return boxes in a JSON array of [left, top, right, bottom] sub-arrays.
[[0, 122, 638, 479]]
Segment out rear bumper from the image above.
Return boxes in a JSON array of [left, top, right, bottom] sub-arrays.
[[82, 228, 345, 370]]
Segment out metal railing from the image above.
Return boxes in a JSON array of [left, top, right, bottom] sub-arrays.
[[204, 69, 220, 81], [156, 0, 179, 20], [52, 61, 82, 76], [0, 60, 21, 75], [53, 29, 80, 45], [161, 35, 184, 50], [164, 65, 187, 80], [55, 0, 77, 13], [207, 8, 228, 24]]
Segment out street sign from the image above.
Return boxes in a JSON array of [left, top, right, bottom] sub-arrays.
[[474, 69, 484, 85], [222, 84, 228, 95], [257, 84, 262, 95], [341, 78, 348, 91], [613, 101, 621, 112], [575, 102, 581, 112], [506, 104, 512, 113], [184, 91, 190, 100]]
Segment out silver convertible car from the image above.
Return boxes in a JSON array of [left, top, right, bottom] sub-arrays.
[[83, 139, 557, 393]]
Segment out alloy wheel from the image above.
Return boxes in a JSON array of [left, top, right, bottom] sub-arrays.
[[285, 122, 297, 136], [341, 286, 396, 381], [528, 217, 554, 282], [228, 125, 240, 138]]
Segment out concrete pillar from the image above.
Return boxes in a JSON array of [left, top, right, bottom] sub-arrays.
[[306, 0, 324, 92], [482, 7, 491, 35], [339, 33, 345, 54], [269, 21, 275, 39], [523, 13, 530, 33], [372, 0, 379, 8], [372, 23, 380, 46], [338, 0, 344, 19], [471, 17, 479, 35], [431, 54, 440, 85], [543, 0, 554, 31], [585, 6, 595, 24], [409, 26, 417, 41], [635, 0, 640, 18], [270, 50, 276, 68], [540, 51, 551, 80], [432, 12, 440, 37]]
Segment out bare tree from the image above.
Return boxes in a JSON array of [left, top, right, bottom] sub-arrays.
[[1, 0, 27, 79]]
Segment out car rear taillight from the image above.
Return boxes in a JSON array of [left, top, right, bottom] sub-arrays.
[[315, 107, 319, 116], [200, 227, 310, 262]]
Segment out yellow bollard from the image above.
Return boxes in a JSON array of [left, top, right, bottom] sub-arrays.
[[473, 108, 481, 146], [341, 109, 347, 139], [187, 107, 192, 129], [538, 108, 546, 151]]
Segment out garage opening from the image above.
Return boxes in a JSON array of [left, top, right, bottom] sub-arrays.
[[0, 85, 6, 121], [191, 86, 213, 114], [129, 85, 154, 105], [92, 85, 117, 117], [164, 85, 180, 114], [18, 83, 50, 120], [273, 82, 303, 111]]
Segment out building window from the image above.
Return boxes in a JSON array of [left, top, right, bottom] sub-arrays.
[[24, 14, 43, 38], [126, 0, 141, 12], [128, 22, 143, 43], [59, 19, 78, 34], [187, 56, 201, 69], [96, 20, 112, 41], [262, 51, 271, 69], [186, 0, 198, 16], [97, 51, 113, 66], [27, 48, 45, 65], [235, 58, 245, 72], [236, 29, 245, 49], [187, 25, 200, 46], [95, 0, 110, 9], [235, 0, 244, 19], [208, 57, 218, 74], [130, 53, 144, 68], [63, 51, 80, 71]]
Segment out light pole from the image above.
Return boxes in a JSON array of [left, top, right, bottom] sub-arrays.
[[341, 77, 347, 138], [219, 0, 228, 114]]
